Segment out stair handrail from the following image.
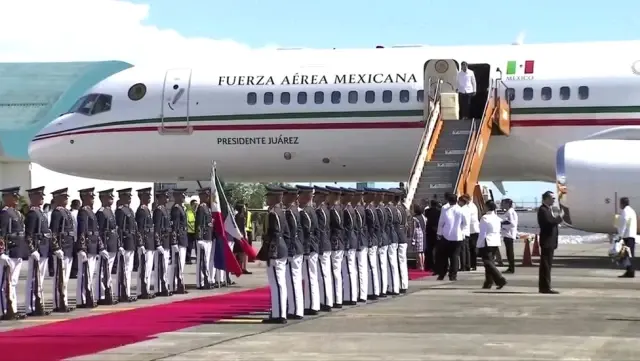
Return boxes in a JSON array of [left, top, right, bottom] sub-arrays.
[[404, 78, 442, 208], [453, 117, 477, 196]]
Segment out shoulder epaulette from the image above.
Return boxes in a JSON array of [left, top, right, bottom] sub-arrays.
[[118, 205, 124, 209], [98, 207, 104, 212], [56, 206, 65, 210], [30, 206, 38, 211]]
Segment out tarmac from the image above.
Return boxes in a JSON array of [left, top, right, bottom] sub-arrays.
[[3, 241, 640, 361]]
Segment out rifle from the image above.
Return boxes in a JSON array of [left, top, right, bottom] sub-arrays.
[[117, 211, 127, 301], [3, 263, 12, 317], [83, 257, 94, 307], [55, 214, 67, 311], [33, 258, 45, 314], [101, 255, 114, 304], [138, 211, 148, 297], [176, 246, 185, 293]]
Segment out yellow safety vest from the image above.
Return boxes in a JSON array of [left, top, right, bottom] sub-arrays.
[[246, 211, 253, 232], [186, 208, 196, 234]]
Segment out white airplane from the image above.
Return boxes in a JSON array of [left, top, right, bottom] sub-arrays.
[[28, 40, 640, 233]]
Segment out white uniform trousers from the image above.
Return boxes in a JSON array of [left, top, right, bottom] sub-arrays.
[[302, 252, 320, 311], [95, 252, 116, 301], [0, 258, 22, 315], [387, 243, 400, 294], [153, 248, 170, 293], [341, 249, 358, 303], [356, 247, 369, 301], [286, 254, 304, 317], [137, 250, 155, 296], [25, 256, 49, 314], [52, 256, 72, 309], [331, 250, 344, 305], [377, 245, 389, 295], [267, 257, 287, 319], [167, 246, 186, 292], [76, 254, 99, 305], [196, 240, 212, 287], [116, 250, 135, 298], [317, 251, 334, 307], [398, 243, 409, 290], [367, 246, 380, 296]]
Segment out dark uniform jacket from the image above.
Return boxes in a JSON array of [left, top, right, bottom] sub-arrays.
[[537, 204, 562, 250], [342, 204, 358, 250], [265, 205, 289, 260], [365, 203, 379, 248], [25, 206, 51, 257], [0, 206, 26, 259], [115, 205, 137, 251], [396, 203, 409, 244], [285, 206, 304, 257], [329, 204, 345, 251], [354, 204, 368, 251], [77, 205, 103, 255], [171, 204, 188, 247], [375, 205, 389, 247], [386, 204, 398, 244], [194, 203, 213, 241], [300, 205, 319, 255], [153, 205, 171, 249], [96, 207, 118, 253], [135, 205, 155, 250], [314, 204, 331, 253], [50, 206, 75, 257]]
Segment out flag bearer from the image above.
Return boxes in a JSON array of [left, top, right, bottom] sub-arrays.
[[282, 186, 304, 320], [297, 185, 320, 315], [313, 186, 334, 311]]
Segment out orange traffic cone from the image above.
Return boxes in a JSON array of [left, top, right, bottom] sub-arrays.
[[532, 235, 540, 257], [521, 238, 533, 267]]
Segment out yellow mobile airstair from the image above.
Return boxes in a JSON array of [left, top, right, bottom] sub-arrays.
[[404, 59, 511, 211]]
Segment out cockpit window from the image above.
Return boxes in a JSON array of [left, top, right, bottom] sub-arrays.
[[67, 93, 112, 115]]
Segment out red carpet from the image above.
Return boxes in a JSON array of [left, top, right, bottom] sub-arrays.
[[1, 271, 432, 361]]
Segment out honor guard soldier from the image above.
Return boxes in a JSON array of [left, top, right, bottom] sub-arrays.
[[49, 188, 75, 313], [339, 188, 358, 306], [153, 189, 173, 296], [282, 186, 304, 320], [363, 188, 380, 300], [24, 186, 52, 316], [325, 186, 345, 308], [169, 189, 188, 294], [135, 188, 156, 299], [115, 188, 137, 303], [261, 185, 289, 324], [393, 189, 410, 294], [76, 188, 107, 308], [296, 185, 320, 316], [194, 188, 213, 289], [375, 189, 390, 297], [313, 186, 333, 311], [95, 189, 118, 305], [385, 189, 401, 296], [351, 188, 369, 302], [0, 186, 27, 320]]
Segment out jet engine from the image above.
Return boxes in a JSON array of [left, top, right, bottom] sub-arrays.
[[556, 139, 640, 233]]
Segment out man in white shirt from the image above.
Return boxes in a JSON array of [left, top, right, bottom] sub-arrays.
[[463, 195, 481, 271], [436, 194, 468, 281], [456, 61, 476, 120], [501, 199, 518, 274], [617, 197, 637, 278], [460, 195, 472, 272]]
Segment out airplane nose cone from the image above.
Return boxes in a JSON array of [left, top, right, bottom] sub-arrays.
[[29, 114, 75, 172]]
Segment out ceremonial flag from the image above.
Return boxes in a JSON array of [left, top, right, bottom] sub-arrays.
[[211, 163, 243, 277]]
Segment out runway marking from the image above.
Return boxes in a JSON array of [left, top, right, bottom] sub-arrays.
[[216, 318, 264, 324], [90, 307, 137, 312], [20, 318, 68, 323]]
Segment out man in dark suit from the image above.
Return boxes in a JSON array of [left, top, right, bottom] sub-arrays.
[[537, 191, 563, 294]]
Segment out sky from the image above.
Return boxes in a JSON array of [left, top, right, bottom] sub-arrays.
[[1, 0, 636, 203]]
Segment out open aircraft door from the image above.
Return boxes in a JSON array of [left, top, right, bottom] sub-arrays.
[[160, 68, 193, 135], [423, 59, 459, 118]]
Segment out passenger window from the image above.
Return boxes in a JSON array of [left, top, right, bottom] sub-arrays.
[[505, 88, 515, 101], [247, 92, 257, 105], [331, 91, 341, 104], [264, 92, 274, 105], [365, 91, 375, 104], [280, 92, 290, 105], [560, 86, 570, 100], [522, 87, 534, 101], [541, 87, 552, 101], [399, 90, 410, 103], [382, 90, 392, 103], [297, 92, 307, 104], [91, 94, 112, 114], [578, 86, 589, 100], [348, 91, 358, 104], [314, 91, 324, 104], [417, 90, 424, 103]]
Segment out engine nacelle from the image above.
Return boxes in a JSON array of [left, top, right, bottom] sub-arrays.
[[557, 139, 640, 233]]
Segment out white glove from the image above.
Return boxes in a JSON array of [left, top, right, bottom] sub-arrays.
[[138, 246, 146, 254], [100, 249, 109, 258], [54, 250, 64, 259], [0, 254, 9, 263], [156, 246, 165, 254], [118, 247, 125, 254], [30, 251, 40, 261], [171, 244, 179, 253], [78, 251, 87, 263]]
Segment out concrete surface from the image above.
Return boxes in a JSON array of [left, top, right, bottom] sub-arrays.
[[6, 241, 640, 361]]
